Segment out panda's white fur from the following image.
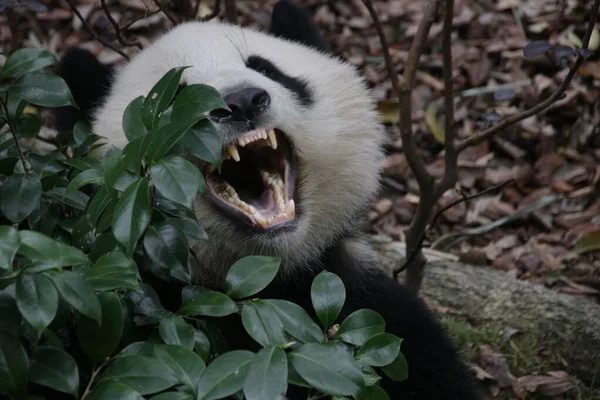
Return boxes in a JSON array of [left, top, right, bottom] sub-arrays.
[[90, 21, 386, 286]]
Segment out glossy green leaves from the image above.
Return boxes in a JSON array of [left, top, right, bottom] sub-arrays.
[[311, 270, 346, 331], [224, 256, 281, 299]]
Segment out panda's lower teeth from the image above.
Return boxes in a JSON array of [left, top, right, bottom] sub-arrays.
[[216, 169, 295, 228]]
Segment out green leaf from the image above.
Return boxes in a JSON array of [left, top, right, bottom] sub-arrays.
[[162, 218, 207, 242], [335, 309, 385, 346], [29, 346, 79, 397], [53, 271, 102, 323], [15, 273, 58, 334], [98, 355, 178, 395], [122, 133, 151, 174], [355, 333, 401, 367], [143, 224, 189, 280], [66, 168, 104, 195], [178, 290, 237, 317], [0, 333, 29, 398], [289, 342, 364, 397], [86, 251, 139, 292], [159, 315, 195, 350], [15, 113, 42, 139], [0, 48, 56, 78], [76, 291, 124, 362], [150, 156, 203, 208], [0, 174, 41, 223], [141, 67, 188, 130], [28, 152, 66, 178], [171, 84, 228, 122], [73, 121, 91, 146], [123, 96, 148, 141], [145, 116, 205, 163], [45, 187, 89, 211], [195, 350, 254, 400], [10, 72, 77, 108], [87, 381, 144, 400], [241, 301, 287, 347], [311, 270, 346, 331], [153, 344, 205, 393], [380, 352, 408, 382], [104, 157, 137, 192], [194, 329, 211, 362], [243, 346, 287, 400], [264, 299, 323, 344], [179, 119, 222, 167], [0, 225, 20, 270], [19, 230, 89, 268], [224, 256, 281, 299], [112, 178, 151, 255], [356, 385, 390, 400], [118, 342, 155, 358], [87, 186, 116, 226], [151, 392, 193, 400]]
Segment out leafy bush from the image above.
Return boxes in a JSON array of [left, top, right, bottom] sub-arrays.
[[0, 48, 407, 400]]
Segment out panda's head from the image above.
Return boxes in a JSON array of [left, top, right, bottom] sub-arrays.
[[62, 1, 385, 285]]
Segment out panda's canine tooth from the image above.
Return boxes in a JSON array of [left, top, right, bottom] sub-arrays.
[[227, 145, 240, 161], [267, 129, 277, 149]]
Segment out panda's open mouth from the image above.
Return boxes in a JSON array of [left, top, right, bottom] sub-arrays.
[[203, 127, 297, 230]]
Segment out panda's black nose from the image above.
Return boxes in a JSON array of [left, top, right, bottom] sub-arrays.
[[210, 87, 270, 124]]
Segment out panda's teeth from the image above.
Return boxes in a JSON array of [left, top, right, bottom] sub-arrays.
[[285, 199, 296, 216], [226, 145, 240, 162], [267, 129, 278, 149]]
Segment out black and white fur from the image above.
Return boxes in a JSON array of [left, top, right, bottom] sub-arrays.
[[55, 1, 479, 398]]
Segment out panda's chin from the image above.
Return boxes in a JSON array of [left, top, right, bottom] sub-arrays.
[[203, 128, 298, 231]]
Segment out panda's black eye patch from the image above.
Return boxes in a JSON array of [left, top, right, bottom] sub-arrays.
[[246, 55, 313, 107]]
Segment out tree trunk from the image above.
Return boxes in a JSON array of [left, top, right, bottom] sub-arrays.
[[372, 238, 600, 384]]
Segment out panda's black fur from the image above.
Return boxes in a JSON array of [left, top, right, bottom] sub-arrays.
[[54, 1, 480, 399]]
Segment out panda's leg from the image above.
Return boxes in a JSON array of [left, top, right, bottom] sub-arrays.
[[323, 237, 480, 400]]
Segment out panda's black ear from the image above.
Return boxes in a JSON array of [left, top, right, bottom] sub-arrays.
[[269, 0, 330, 53], [53, 48, 113, 132]]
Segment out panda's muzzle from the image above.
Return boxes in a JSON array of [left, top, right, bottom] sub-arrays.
[[202, 127, 297, 230]]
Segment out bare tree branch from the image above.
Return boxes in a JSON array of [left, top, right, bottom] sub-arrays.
[[153, 0, 177, 25], [64, 0, 131, 61], [397, 0, 443, 191], [100, 0, 143, 50], [361, 0, 401, 96], [436, 0, 457, 197], [120, 9, 163, 31], [224, 0, 237, 23], [395, 179, 514, 275], [456, 0, 600, 153]]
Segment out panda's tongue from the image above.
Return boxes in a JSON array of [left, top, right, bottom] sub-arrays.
[[239, 188, 278, 219]]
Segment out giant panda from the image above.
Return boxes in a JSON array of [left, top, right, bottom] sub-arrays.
[[54, 1, 479, 399]]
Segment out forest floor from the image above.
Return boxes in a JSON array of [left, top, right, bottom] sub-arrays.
[[1, 0, 599, 398]]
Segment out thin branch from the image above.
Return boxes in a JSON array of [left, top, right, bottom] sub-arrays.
[[80, 360, 109, 400], [361, 0, 400, 96], [395, 179, 514, 275], [100, 0, 142, 50], [198, 0, 221, 21], [120, 9, 162, 31], [456, 0, 600, 152], [398, 0, 443, 190], [435, 0, 457, 197], [224, 0, 237, 23], [153, 0, 177, 25], [64, 0, 130, 61], [0, 95, 31, 175]]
